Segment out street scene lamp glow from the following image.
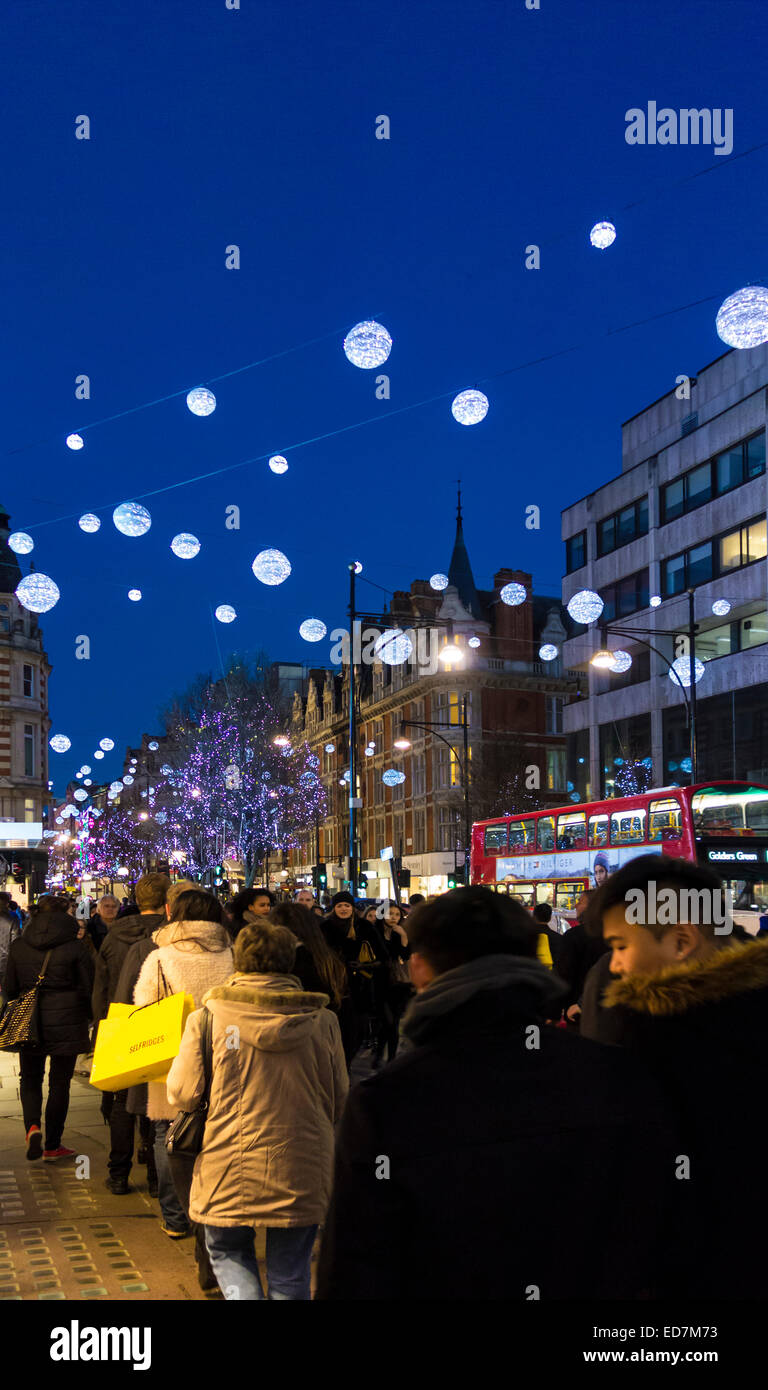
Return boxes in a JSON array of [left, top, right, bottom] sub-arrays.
[[716, 286, 768, 349], [299, 618, 327, 642], [171, 533, 201, 559], [269, 455, 289, 474], [451, 389, 489, 425], [500, 582, 526, 606], [567, 589, 604, 624], [430, 573, 449, 591], [394, 736, 411, 750], [113, 502, 152, 537], [16, 573, 60, 614], [78, 513, 101, 533], [273, 735, 290, 747], [590, 220, 616, 249], [252, 549, 292, 585], [669, 655, 705, 688], [591, 648, 616, 669], [8, 532, 33, 555], [343, 320, 392, 369], [186, 386, 216, 415], [439, 643, 463, 664], [215, 604, 237, 623]]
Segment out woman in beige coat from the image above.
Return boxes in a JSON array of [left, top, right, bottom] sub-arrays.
[[133, 889, 233, 1242], [166, 920, 348, 1300]]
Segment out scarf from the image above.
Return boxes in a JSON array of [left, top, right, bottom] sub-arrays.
[[401, 953, 566, 1047]]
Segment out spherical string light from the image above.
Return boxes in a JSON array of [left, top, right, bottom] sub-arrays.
[[324, 743, 335, 753], [148, 740, 159, 751], [500, 582, 526, 606], [669, 655, 705, 688], [16, 574, 60, 614], [113, 502, 151, 537], [609, 650, 633, 673], [539, 644, 558, 661], [215, 604, 236, 623], [78, 513, 101, 534], [373, 629, 413, 666], [100, 738, 115, 751], [66, 433, 84, 450], [94, 750, 104, 760], [74, 789, 88, 802], [711, 599, 731, 617], [49, 735, 71, 753], [128, 589, 142, 602], [649, 595, 662, 608], [186, 386, 216, 416], [451, 389, 489, 426], [590, 221, 616, 249], [8, 532, 33, 555], [269, 455, 289, 474], [716, 286, 768, 349], [430, 573, 449, 591], [252, 549, 291, 585], [382, 769, 406, 786], [343, 321, 392, 369], [567, 589, 604, 624], [171, 533, 201, 559], [468, 636, 481, 649], [81, 765, 91, 774], [299, 618, 327, 642]]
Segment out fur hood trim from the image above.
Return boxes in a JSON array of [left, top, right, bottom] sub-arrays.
[[604, 938, 768, 1016], [204, 973, 329, 1011]]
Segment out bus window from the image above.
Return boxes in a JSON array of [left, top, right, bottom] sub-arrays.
[[588, 814, 609, 847], [691, 789, 743, 835], [555, 879, 588, 913], [508, 818, 535, 853], [507, 883, 535, 910], [556, 811, 586, 850], [535, 881, 555, 906], [648, 798, 682, 842], [610, 809, 646, 844], [746, 790, 768, 831], [484, 823, 508, 854], [537, 816, 555, 851]]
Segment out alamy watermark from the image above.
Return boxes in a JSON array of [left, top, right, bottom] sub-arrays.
[[329, 624, 441, 675], [625, 882, 734, 933], [625, 102, 733, 157]]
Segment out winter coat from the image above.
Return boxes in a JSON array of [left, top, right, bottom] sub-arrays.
[[554, 919, 608, 1008], [316, 953, 679, 1300], [598, 938, 768, 1298], [91, 912, 166, 1023], [133, 920, 234, 1121], [323, 914, 389, 1014], [4, 911, 94, 1056], [86, 913, 109, 953], [166, 971, 348, 1228], [0, 913, 20, 986]]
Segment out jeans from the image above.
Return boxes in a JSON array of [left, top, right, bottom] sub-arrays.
[[168, 1150, 215, 1282], [19, 1053, 77, 1150], [153, 1119, 188, 1232], [204, 1224, 318, 1300]]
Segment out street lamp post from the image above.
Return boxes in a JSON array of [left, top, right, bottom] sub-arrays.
[[397, 695, 472, 885], [592, 619, 696, 782]]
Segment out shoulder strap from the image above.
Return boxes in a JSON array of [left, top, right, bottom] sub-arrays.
[[37, 950, 52, 983], [157, 958, 171, 998], [200, 1006, 214, 1102]]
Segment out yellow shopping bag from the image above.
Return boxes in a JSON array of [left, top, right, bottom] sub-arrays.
[[89, 992, 194, 1091]]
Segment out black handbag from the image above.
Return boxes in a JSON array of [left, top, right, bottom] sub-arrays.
[[165, 1006, 213, 1157], [0, 951, 52, 1051]]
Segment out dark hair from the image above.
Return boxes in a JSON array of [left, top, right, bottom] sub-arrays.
[[117, 901, 140, 918], [32, 894, 71, 916], [532, 903, 553, 925], [229, 887, 273, 925], [584, 853, 731, 941], [136, 872, 170, 912], [406, 886, 538, 974], [169, 889, 225, 926], [408, 893, 426, 905], [270, 902, 347, 1009], [234, 921, 296, 975]]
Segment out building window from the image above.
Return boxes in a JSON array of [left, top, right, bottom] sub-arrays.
[[660, 430, 766, 524], [412, 752, 426, 797], [600, 570, 650, 622], [565, 530, 587, 573], [374, 774, 384, 805], [437, 805, 460, 852], [545, 748, 566, 790], [413, 809, 426, 854], [23, 665, 33, 698], [596, 497, 649, 557], [24, 798, 35, 823], [393, 813, 405, 853], [545, 696, 564, 734], [433, 691, 468, 726], [662, 515, 767, 596], [410, 699, 425, 724], [24, 725, 35, 777]]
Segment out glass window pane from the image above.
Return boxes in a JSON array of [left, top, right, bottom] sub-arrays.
[[555, 880, 589, 913], [617, 505, 636, 545], [648, 799, 682, 841], [597, 517, 615, 556], [696, 621, 735, 661], [687, 541, 713, 587], [484, 824, 508, 853], [686, 462, 712, 510], [747, 433, 766, 478], [716, 446, 744, 495], [537, 816, 555, 850], [636, 496, 649, 535], [610, 810, 646, 844], [719, 527, 742, 571], [588, 814, 609, 847], [662, 479, 684, 523], [556, 812, 586, 849], [566, 531, 586, 571], [747, 519, 767, 563], [663, 553, 686, 596], [508, 818, 535, 851], [741, 613, 768, 651]]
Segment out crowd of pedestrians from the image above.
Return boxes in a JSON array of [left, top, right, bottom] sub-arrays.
[[2, 855, 768, 1300]]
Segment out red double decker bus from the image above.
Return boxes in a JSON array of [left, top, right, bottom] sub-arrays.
[[470, 781, 768, 926]]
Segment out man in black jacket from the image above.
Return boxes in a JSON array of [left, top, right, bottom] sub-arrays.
[[94, 872, 169, 1195], [584, 853, 768, 1298], [316, 885, 678, 1300]]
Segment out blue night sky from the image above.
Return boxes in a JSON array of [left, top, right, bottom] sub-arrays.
[[4, 0, 767, 793]]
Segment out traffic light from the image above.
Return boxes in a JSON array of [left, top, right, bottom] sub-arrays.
[[357, 873, 367, 893], [213, 864, 224, 888], [11, 863, 25, 885], [446, 871, 458, 890], [314, 862, 327, 890]]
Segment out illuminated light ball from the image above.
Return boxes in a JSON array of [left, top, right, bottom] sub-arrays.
[[215, 604, 236, 623], [324, 743, 335, 753], [109, 781, 123, 793], [364, 747, 374, 757], [500, 582, 526, 607], [8, 532, 33, 555], [156, 812, 167, 824], [299, 618, 327, 642], [148, 741, 159, 751], [567, 589, 604, 624], [570, 792, 581, 803], [609, 649, 633, 674], [75, 772, 83, 780], [81, 765, 91, 774], [83, 779, 92, 787], [343, 320, 392, 369], [49, 734, 71, 754], [589, 221, 616, 250], [122, 774, 134, 785], [100, 738, 114, 751], [712, 599, 731, 617], [15, 573, 60, 614], [79, 513, 101, 534], [186, 386, 216, 416], [669, 655, 705, 688], [113, 502, 152, 537], [74, 789, 88, 802], [92, 807, 103, 818], [468, 636, 481, 649], [716, 286, 768, 349], [252, 549, 291, 586], [430, 573, 449, 591], [351, 560, 363, 574], [451, 389, 489, 426], [382, 769, 406, 786], [161, 764, 173, 775], [680, 757, 693, 774], [269, 455, 289, 474], [539, 644, 558, 662], [171, 533, 201, 560], [650, 595, 662, 608], [55, 816, 63, 825], [94, 751, 104, 760], [373, 629, 413, 666], [66, 433, 84, 450], [128, 589, 142, 602]]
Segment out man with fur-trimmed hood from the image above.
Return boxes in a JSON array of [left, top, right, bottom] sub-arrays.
[[584, 853, 768, 1298]]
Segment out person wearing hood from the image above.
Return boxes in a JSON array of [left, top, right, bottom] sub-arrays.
[[166, 919, 348, 1300], [132, 888, 233, 1250], [3, 895, 94, 1162], [316, 885, 678, 1300], [323, 890, 389, 1064], [92, 872, 170, 1198]]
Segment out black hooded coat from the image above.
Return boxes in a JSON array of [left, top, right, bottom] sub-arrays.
[[4, 911, 94, 1055]]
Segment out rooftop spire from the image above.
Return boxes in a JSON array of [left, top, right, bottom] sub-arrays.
[[0, 506, 22, 597], [448, 484, 481, 618]]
